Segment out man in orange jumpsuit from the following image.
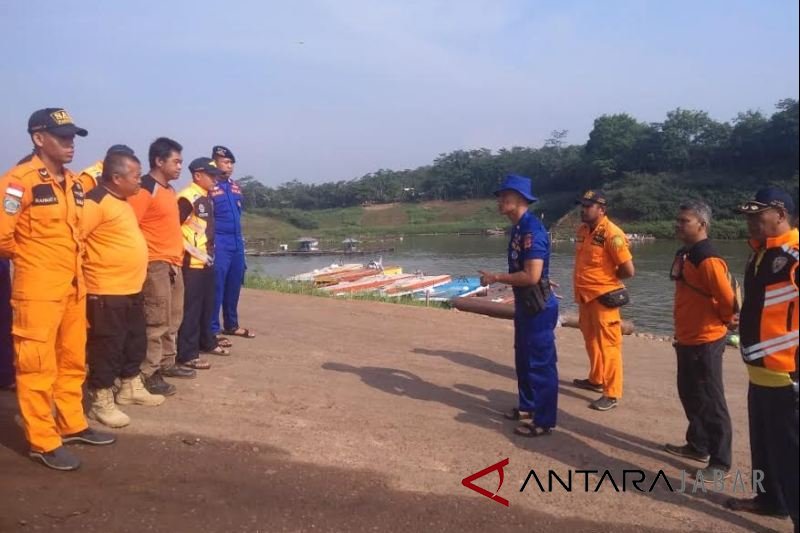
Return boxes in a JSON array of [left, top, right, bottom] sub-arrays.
[[572, 190, 635, 411], [0, 108, 115, 471]]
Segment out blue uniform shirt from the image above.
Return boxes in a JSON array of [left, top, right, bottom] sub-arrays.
[[508, 211, 550, 278], [211, 178, 244, 251]]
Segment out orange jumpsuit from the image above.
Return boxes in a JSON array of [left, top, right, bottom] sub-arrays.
[[573, 216, 633, 399], [0, 155, 88, 452]]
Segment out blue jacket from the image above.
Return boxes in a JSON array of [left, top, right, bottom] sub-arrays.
[[211, 178, 244, 252]]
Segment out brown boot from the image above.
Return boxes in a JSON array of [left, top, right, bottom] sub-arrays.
[[89, 388, 130, 428], [116, 375, 166, 406]]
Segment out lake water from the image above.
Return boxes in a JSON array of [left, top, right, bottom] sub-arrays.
[[245, 235, 752, 336]]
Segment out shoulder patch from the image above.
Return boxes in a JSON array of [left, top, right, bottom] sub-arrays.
[[5, 183, 24, 198], [140, 174, 158, 195], [85, 185, 109, 204], [3, 196, 20, 215]]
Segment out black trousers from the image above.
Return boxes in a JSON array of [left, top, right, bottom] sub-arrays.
[[177, 266, 216, 364], [749, 382, 799, 525], [675, 336, 732, 468], [87, 293, 147, 390]]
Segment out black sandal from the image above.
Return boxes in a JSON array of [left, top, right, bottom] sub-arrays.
[[514, 423, 553, 438], [504, 408, 532, 421], [216, 336, 233, 348], [223, 327, 255, 339]]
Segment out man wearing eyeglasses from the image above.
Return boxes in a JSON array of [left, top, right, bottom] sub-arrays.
[[725, 188, 798, 530], [664, 201, 735, 483]]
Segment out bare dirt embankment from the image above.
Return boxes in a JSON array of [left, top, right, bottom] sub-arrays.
[[0, 290, 793, 532]]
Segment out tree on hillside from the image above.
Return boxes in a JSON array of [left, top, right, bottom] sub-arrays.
[[585, 114, 650, 178], [764, 98, 799, 169], [727, 110, 769, 169], [658, 109, 730, 171]]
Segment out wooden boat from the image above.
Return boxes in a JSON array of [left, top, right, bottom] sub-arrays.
[[381, 274, 452, 297], [315, 265, 403, 286], [288, 263, 363, 282], [452, 289, 635, 334], [321, 273, 413, 295]]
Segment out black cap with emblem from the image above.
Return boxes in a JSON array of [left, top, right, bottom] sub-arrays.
[[736, 187, 796, 216], [189, 157, 223, 177], [576, 190, 608, 207], [27, 108, 88, 137], [212, 145, 235, 163]]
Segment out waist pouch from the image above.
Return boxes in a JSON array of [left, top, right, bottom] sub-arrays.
[[517, 279, 552, 315], [597, 287, 630, 308]]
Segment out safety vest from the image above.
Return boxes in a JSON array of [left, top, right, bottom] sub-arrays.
[[739, 228, 799, 381], [177, 182, 215, 268], [77, 160, 103, 193]]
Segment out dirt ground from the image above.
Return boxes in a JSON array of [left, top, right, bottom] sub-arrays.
[[0, 290, 794, 532]]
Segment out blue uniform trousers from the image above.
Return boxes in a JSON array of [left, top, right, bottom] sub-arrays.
[[212, 246, 245, 335], [513, 300, 559, 429]]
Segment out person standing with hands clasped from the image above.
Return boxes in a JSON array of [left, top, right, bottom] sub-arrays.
[[664, 201, 735, 482], [478, 175, 559, 437]]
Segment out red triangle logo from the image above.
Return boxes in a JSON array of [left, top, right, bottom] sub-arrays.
[[461, 458, 510, 507]]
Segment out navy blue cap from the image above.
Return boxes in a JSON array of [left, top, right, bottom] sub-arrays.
[[737, 187, 796, 215], [212, 145, 235, 163], [106, 144, 134, 156], [27, 108, 88, 137], [576, 190, 607, 206], [493, 174, 537, 203], [189, 157, 222, 176]]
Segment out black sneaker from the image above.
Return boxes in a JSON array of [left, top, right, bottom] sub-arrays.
[[573, 378, 603, 393], [725, 497, 790, 518], [664, 443, 710, 463], [589, 396, 618, 411], [162, 365, 197, 379], [29, 446, 81, 471], [144, 372, 177, 396], [62, 427, 116, 446]]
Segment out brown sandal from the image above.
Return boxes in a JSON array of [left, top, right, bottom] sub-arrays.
[[215, 336, 233, 348], [181, 359, 211, 370]]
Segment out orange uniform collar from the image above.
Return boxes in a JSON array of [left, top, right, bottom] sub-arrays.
[[749, 228, 799, 251], [583, 215, 608, 234]]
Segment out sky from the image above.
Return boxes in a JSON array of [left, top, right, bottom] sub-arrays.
[[0, 0, 798, 187]]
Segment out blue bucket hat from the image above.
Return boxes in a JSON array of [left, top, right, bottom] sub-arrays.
[[493, 174, 537, 203]]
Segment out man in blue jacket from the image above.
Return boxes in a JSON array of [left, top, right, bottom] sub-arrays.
[[210, 145, 255, 342], [478, 174, 559, 437]]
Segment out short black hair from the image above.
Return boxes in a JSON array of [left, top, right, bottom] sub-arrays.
[[101, 152, 141, 183], [148, 137, 182, 168], [16, 152, 34, 165]]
